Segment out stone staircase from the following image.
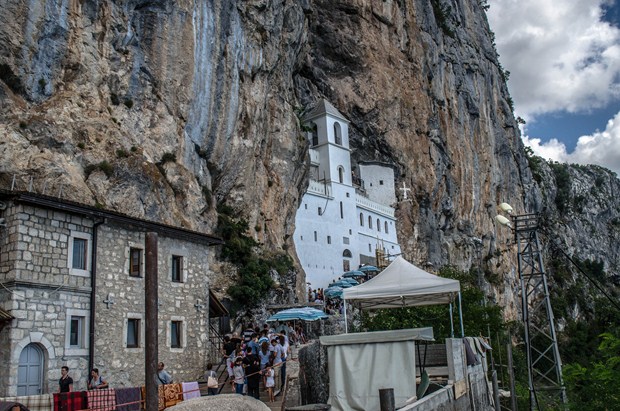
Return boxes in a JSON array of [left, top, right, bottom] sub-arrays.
[[209, 346, 299, 411]]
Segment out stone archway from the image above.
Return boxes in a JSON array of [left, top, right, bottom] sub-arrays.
[[17, 343, 44, 395], [11, 333, 55, 396]]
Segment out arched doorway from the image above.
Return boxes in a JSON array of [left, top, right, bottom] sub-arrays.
[[17, 343, 44, 395]]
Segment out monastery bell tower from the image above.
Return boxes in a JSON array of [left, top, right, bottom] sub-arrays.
[[304, 99, 352, 186]]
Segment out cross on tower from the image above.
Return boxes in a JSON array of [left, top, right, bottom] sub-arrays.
[[399, 181, 411, 200]]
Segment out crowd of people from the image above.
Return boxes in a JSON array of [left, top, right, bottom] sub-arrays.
[[54, 322, 308, 404], [218, 322, 305, 402]]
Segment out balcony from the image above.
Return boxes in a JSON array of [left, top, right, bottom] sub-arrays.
[[307, 180, 332, 197], [356, 196, 395, 217]]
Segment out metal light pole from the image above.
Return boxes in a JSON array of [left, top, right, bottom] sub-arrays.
[[495, 207, 566, 409]]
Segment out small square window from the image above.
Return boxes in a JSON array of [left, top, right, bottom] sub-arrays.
[[129, 248, 142, 277], [380, 180, 384, 185], [343, 237, 349, 245], [69, 316, 85, 348], [346, 192, 350, 197], [327, 236, 331, 244], [171, 321, 182, 348], [127, 318, 140, 348], [171, 255, 183, 283]]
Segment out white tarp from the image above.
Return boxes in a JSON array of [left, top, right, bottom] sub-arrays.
[[320, 328, 434, 411], [342, 256, 461, 310]]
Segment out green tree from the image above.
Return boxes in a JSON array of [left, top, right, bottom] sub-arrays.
[[564, 333, 620, 410], [216, 204, 292, 311]]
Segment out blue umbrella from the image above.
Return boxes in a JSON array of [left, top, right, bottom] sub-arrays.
[[342, 278, 359, 285], [342, 270, 365, 278], [359, 265, 379, 272], [324, 287, 343, 299], [266, 307, 328, 322], [329, 280, 353, 288]]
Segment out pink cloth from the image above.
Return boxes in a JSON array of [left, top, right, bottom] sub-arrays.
[[181, 382, 200, 401]]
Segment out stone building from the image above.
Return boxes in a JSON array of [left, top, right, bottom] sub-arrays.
[[0, 191, 223, 396], [294, 100, 401, 288]]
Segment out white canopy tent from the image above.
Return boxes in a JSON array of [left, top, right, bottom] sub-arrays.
[[342, 256, 464, 336]]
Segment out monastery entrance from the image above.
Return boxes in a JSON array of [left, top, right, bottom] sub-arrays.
[[17, 343, 44, 395]]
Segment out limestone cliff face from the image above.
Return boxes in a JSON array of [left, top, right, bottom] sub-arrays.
[[0, 0, 617, 316]]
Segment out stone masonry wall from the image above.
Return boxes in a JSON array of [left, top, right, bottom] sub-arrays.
[[94, 223, 211, 387], [0, 202, 93, 396], [0, 199, 214, 395]]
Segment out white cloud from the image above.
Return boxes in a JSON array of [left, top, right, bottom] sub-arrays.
[[524, 110, 620, 174], [487, 0, 620, 118]]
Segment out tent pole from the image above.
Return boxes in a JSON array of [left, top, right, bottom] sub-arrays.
[[343, 300, 348, 333], [449, 302, 454, 338], [343, 299, 348, 333], [458, 292, 464, 337]]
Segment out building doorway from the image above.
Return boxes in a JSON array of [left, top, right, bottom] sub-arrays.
[[17, 343, 44, 395]]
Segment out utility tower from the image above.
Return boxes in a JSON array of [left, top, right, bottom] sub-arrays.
[[512, 213, 566, 409]]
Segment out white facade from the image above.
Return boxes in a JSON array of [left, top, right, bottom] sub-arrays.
[[294, 100, 401, 288]]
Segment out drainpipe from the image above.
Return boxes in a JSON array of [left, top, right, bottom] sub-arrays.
[[88, 219, 105, 373]]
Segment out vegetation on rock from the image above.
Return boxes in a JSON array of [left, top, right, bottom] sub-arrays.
[[216, 204, 292, 311]]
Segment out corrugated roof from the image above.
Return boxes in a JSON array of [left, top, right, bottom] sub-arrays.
[[209, 289, 229, 318], [0, 190, 223, 246], [0, 307, 13, 323], [303, 99, 349, 123]]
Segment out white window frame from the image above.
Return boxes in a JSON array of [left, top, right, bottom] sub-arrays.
[[126, 242, 144, 278], [123, 313, 144, 352], [64, 308, 89, 356], [170, 250, 188, 284], [68, 231, 92, 277], [168, 316, 186, 352]]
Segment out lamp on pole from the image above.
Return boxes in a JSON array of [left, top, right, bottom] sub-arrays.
[[495, 204, 566, 410]]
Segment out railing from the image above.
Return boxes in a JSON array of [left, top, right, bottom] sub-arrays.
[[307, 180, 332, 197], [208, 321, 224, 364], [355, 196, 395, 217]]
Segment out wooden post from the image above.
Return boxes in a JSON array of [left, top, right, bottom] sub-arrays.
[[492, 370, 501, 411], [379, 388, 395, 411], [145, 233, 158, 411], [507, 342, 517, 411]]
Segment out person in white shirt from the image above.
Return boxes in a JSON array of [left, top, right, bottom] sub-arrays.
[[278, 333, 291, 388], [271, 338, 284, 391]]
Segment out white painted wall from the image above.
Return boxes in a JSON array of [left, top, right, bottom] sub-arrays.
[[359, 163, 397, 206], [294, 103, 401, 289]]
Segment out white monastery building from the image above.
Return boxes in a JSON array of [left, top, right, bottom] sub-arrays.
[[294, 100, 402, 288]]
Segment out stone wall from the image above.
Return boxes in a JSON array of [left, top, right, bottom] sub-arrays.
[[0, 198, 215, 395], [94, 223, 211, 386], [0, 202, 93, 395], [297, 341, 329, 405]]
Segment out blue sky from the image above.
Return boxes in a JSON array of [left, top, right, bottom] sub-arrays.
[[487, 0, 620, 174]]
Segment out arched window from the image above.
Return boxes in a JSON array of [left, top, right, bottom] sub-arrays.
[[385, 221, 389, 234], [343, 249, 352, 258], [334, 122, 342, 145], [377, 218, 381, 232], [368, 216, 373, 229], [338, 166, 344, 183], [311, 123, 318, 146], [360, 213, 364, 226]]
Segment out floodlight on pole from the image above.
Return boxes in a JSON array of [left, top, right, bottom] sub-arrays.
[[499, 202, 514, 214], [494, 214, 512, 228]]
